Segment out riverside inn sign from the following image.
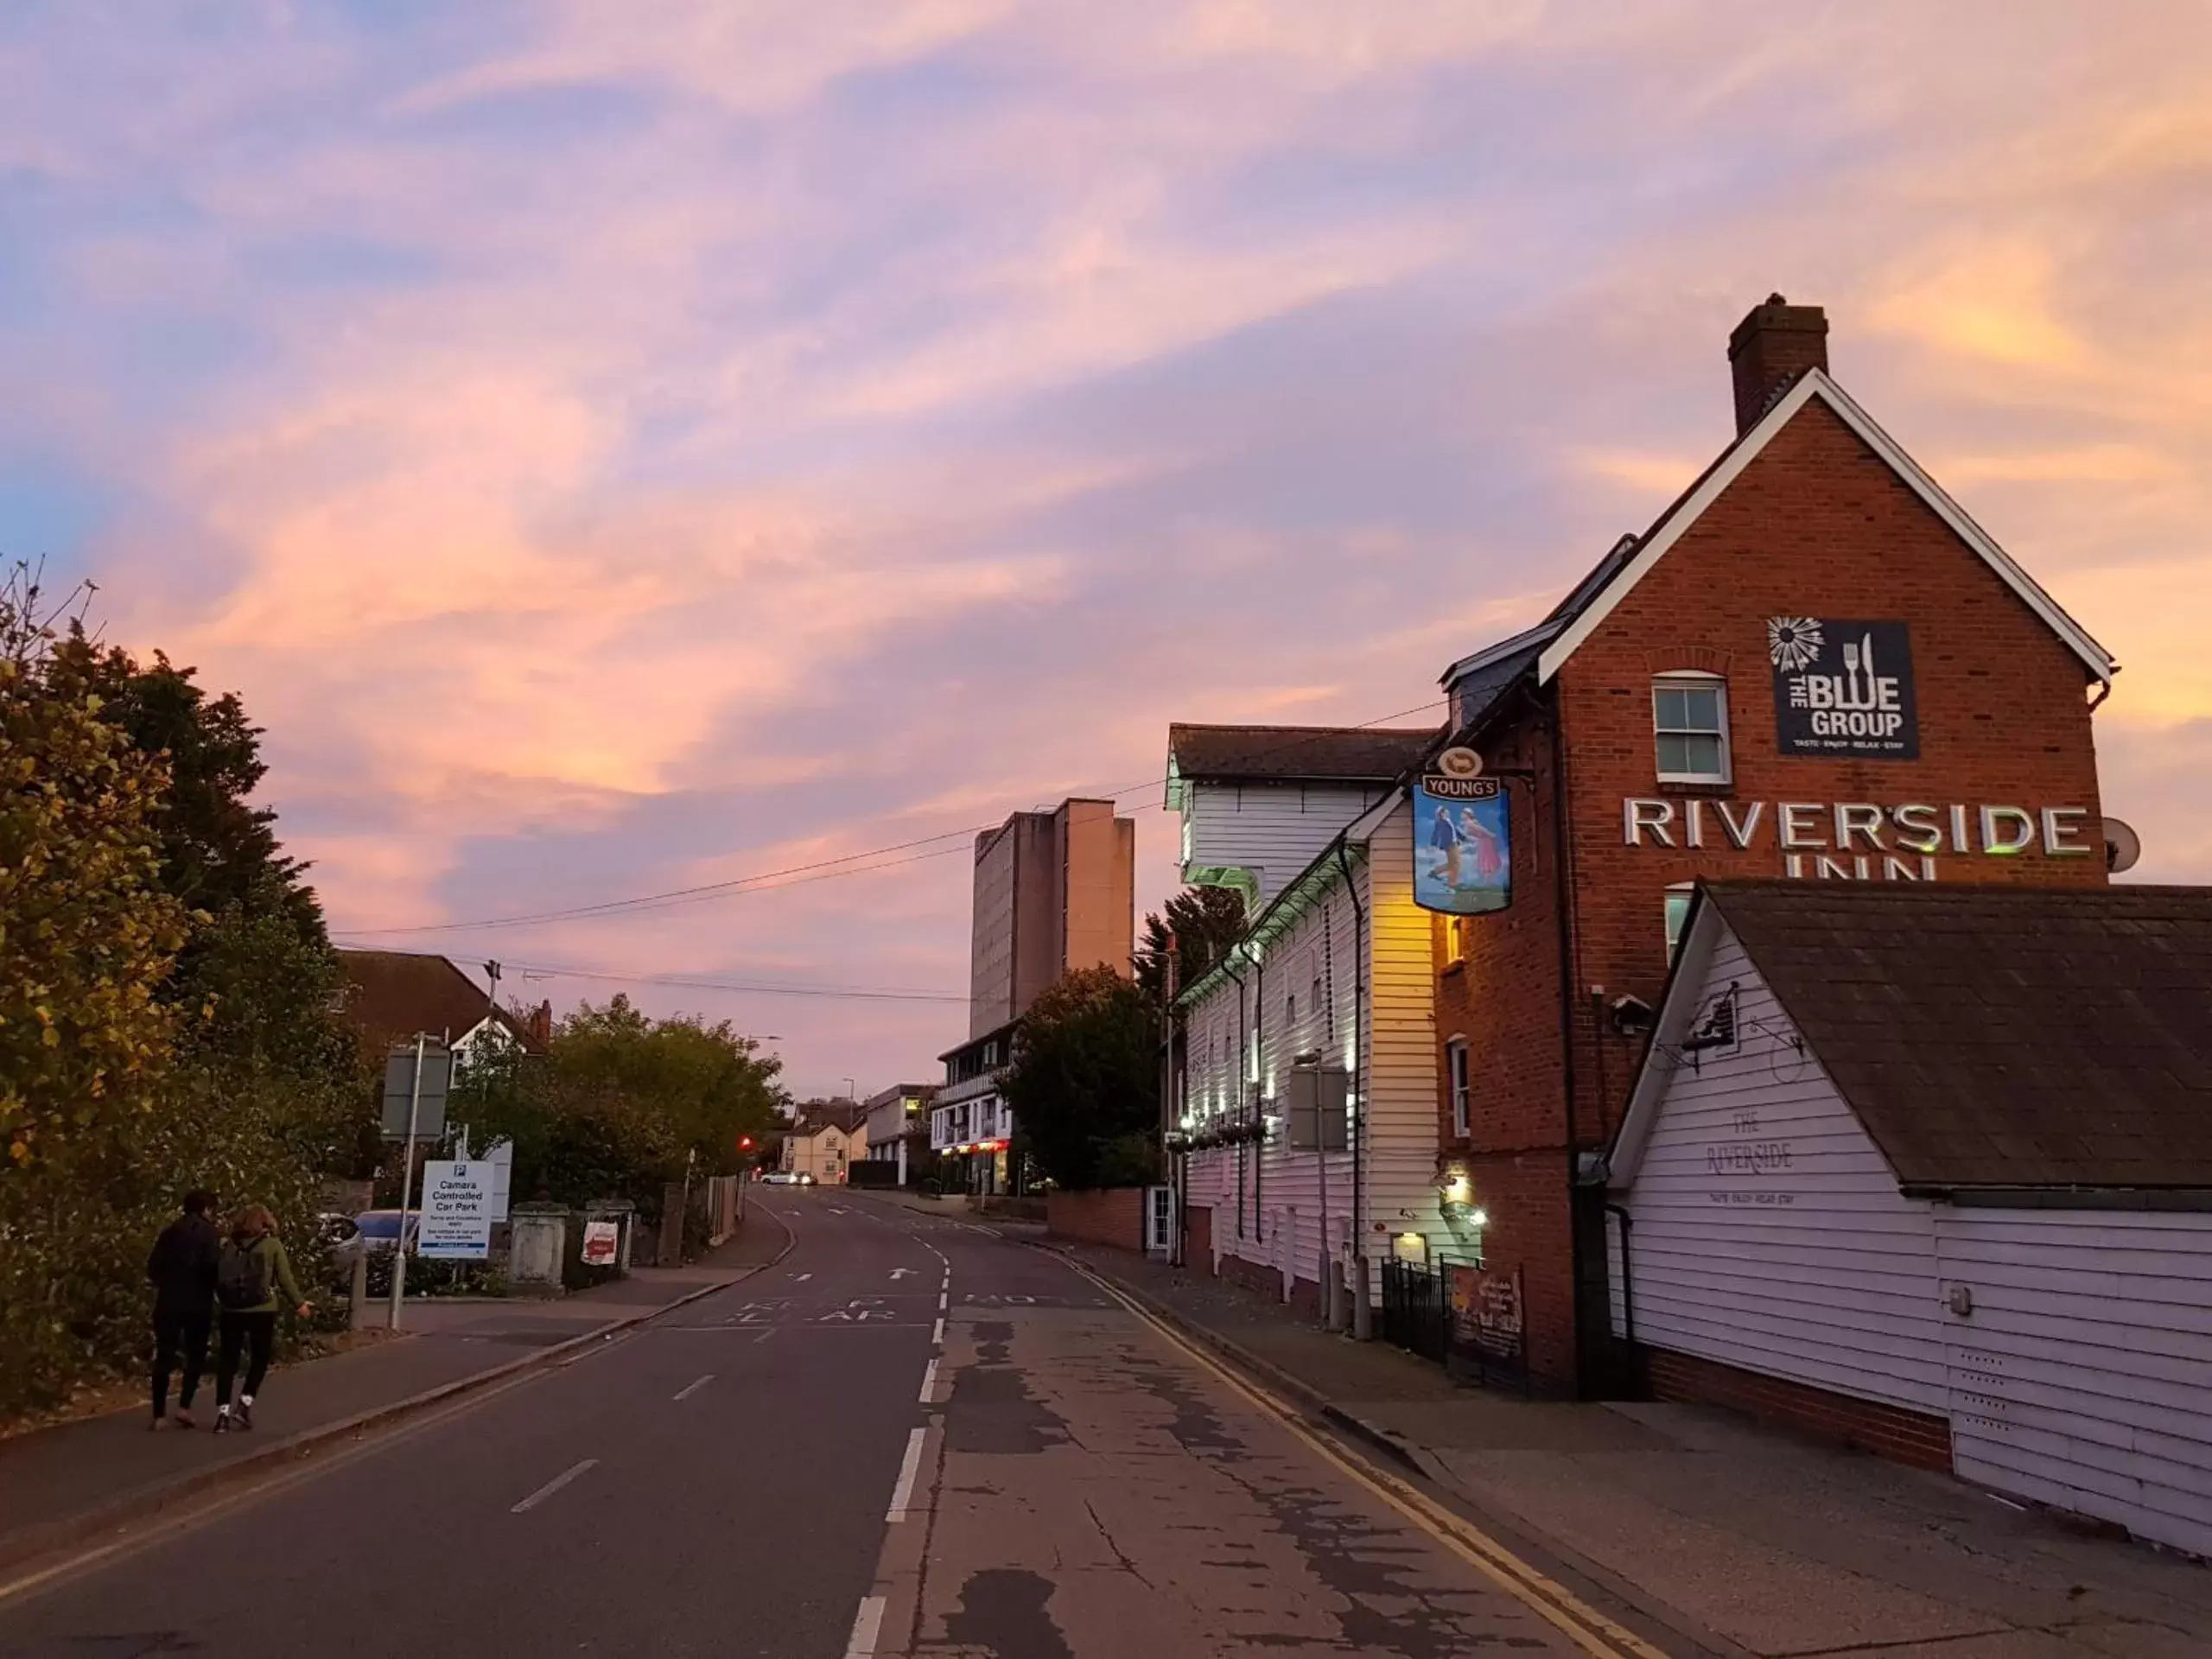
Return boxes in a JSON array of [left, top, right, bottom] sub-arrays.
[[1621, 798, 2096, 880]]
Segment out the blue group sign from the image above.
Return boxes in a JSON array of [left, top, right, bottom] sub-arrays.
[[1414, 772, 1511, 914]]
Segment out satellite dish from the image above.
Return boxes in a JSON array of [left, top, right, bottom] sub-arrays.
[[1435, 747, 1484, 779], [2104, 817, 2142, 875]]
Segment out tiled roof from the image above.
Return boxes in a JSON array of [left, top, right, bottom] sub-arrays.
[[1166, 722, 1440, 785], [335, 950, 536, 1052], [792, 1098, 868, 1135], [1707, 883, 2212, 1191]]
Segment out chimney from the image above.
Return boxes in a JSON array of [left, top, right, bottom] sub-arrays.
[[527, 999, 553, 1048], [1728, 294, 1828, 435]]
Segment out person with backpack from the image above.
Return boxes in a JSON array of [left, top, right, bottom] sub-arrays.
[[145, 1188, 221, 1430], [212, 1205, 311, 1433]]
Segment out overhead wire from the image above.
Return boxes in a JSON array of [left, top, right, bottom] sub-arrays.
[[329, 696, 1449, 939]]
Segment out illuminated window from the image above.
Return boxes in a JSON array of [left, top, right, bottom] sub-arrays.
[[1653, 673, 1730, 785], [1664, 883, 1695, 961], [1446, 1037, 1471, 1138], [1440, 914, 1465, 969]]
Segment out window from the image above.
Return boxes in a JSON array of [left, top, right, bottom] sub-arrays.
[[1440, 914, 1465, 969], [1664, 882, 1695, 961], [1446, 1038, 1471, 1138], [1653, 673, 1730, 784]]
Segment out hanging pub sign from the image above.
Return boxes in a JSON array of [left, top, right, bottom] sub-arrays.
[[1414, 748, 1511, 914], [1767, 617, 1919, 760]]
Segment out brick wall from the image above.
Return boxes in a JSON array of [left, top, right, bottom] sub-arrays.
[[1435, 390, 2110, 1397], [1046, 1187, 1144, 1253], [1215, 1249, 1286, 1303], [1643, 1345, 1955, 1472]]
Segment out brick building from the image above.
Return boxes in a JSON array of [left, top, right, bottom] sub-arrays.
[[1166, 296, 2121, 1395], [1431, 296, 2116, 1394]]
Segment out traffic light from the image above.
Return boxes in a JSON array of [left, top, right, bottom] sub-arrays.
[[738, 1135, 754, 1151]]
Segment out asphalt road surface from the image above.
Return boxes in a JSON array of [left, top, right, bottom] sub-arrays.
[[0, 1192, 1586, 1657]]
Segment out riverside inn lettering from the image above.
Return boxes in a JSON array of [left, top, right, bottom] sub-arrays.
[[1621, 798, 2096, 880]]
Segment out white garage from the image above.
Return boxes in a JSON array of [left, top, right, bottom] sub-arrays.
[[1606, 881, 2212, 1557]]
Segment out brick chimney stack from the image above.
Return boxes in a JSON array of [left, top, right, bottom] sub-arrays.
[[1728, 294, 1829, 435]]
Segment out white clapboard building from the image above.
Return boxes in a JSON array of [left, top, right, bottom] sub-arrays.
[[1607, 880, 2212, 1556]]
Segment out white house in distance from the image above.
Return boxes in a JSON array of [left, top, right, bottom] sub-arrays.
[[1607, 881, 2212, 1557], [782, 1100, 865, 1185]]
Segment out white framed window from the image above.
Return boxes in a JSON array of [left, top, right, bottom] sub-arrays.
[[1653, 672, 1730, 785], [1446, 1037, 1471, 1138], [1664, 882, 1695, 961]]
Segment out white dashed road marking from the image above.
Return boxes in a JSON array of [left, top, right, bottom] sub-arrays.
[[511, 1459, 597, 1515]]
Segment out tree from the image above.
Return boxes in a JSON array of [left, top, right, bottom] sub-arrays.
[[0, 576, 185, 1173], [552, 995, 785, 1175], [45, 632, 358, 1090], [1001, 967, 1160, 1191], [1135, 887, 1247, 1006]]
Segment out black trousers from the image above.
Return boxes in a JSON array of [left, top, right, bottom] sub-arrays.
[[151, 1308, 211, 1416], [214, 1310, 276, 1406]]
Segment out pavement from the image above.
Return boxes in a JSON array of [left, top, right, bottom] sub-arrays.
[[0, 1187, 1670, 1658], [0, 1215, 789, 1580], [1049, 1239, 2212, 1659]]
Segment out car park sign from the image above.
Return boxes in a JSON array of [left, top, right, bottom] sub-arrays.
[[416, 1160, 494, 1260]]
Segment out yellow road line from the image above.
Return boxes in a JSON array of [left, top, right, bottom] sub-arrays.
[[1075, 1264, 1675, 1659]]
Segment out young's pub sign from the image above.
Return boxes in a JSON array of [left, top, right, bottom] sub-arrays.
[[1768, 616, 1919, 760]]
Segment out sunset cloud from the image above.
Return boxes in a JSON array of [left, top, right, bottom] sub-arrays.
[[2, 2, 2206, 1093]]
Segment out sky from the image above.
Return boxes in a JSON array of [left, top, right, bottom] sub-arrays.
[[3, 3, 2208, 1099]]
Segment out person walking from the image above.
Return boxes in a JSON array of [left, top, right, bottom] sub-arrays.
[[212, 1205, 311, 1433], [145, 1188, 220, 1430]]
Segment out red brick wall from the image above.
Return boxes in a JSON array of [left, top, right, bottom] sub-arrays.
[[1434, 393, 2109, 1396], [1216, 1249, 1286, 1303], [1643, 1345, 1955, 1472], [1046, 1188, 1143, 1253]]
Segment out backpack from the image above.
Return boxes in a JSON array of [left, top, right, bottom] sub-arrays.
[[216, 1239, 270, 1311]]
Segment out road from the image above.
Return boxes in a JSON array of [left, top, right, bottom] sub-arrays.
[[0, 1192, 1588, 1657]]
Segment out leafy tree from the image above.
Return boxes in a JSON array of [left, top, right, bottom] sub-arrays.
[[1001, 966, 1160, 1191], [0, 578, 185, 1173], [45, 632, 357, 1089], [448, 995, 786, 1216], [552, 995, 785, 1175], [1135, 887, 1247, 1006]]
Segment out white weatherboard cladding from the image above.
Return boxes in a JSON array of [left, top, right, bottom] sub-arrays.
[[1609, 929, 1947, 1414], [1182, 780, 1394, 907], [1615, 917, 2212, 1556], [1179, 798, 1444, 1284], [1937, 1208, 2212, 1559], [1359, 799, 1452, 1266]]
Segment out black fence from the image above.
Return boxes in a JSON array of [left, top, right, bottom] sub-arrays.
[[1379, 1259, 1451, 1363], [1379, 1257, 1530, 1395]]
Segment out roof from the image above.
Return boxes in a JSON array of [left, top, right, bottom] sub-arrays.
[[1437, 369, 2117, 721], [1166, 722, 1440, 788], [1534, 370, 2116, 685], [335, 950, 535, 1052], [1618, 884, 2212, 1193], [791, 1099, 867, 1135], [937, 1016, 1021, 1066]]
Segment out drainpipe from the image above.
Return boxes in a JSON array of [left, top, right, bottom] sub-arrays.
[[2088, 674, 2113, 714], [1334, 837, 1370, 1340], [1224, 951, 1249, 1243], [1546, 687, 1590, 1391], [1603, 1202, 1636, 1351], [1253, 951, 1265, 1243]]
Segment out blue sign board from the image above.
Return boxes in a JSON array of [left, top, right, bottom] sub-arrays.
[[1414, 775, 1510, 914]]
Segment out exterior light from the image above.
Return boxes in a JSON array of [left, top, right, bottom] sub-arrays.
[[1468, 1207, 1489, 1228]]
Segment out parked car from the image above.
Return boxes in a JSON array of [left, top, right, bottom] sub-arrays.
[[334, 1208, 418, 1274]]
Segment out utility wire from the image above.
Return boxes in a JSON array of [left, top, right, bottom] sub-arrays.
[[455, 954, 969, 1003], [332, 697, 1447, 938]]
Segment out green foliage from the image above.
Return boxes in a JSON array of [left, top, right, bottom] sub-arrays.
[[0, 569, 353, 1415], [1001, 966, 1161, 1192], [449, 995, 786, 1217], [1135, 887, 1248, 1006]]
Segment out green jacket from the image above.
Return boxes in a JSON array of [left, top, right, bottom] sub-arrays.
[[224, 1234, 304, 1314]]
